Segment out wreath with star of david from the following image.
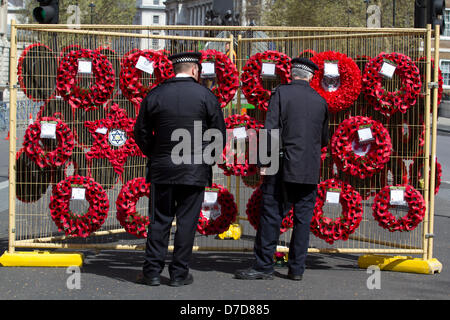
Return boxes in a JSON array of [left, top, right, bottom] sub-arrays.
[[84, 103, 143, 176]]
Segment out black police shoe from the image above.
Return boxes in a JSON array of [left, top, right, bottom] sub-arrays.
[[234, 268, 274, 280], [169, 273, 194, 287], [287, 273, 303, 281], [135, 273, 161, 286]]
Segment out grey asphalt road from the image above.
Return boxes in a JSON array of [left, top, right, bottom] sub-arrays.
[[0, 128, 448, 302]]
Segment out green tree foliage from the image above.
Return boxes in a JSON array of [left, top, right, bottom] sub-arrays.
[[20, 0, 136, 25], [262, 0, 414, 28]]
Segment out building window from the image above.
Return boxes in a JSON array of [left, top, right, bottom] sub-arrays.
[[444, 9, 450, 37], [153, 0, 159, 5], [153, 15, 160, 24], [440, 60, 450, 87], [152, 32, 159, 49]]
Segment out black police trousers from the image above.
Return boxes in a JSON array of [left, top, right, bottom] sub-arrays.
[[143, 184, 204, 280], [253, 179, 317, 276]]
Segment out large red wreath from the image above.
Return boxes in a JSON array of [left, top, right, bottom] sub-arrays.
[[310, 51, 362, 113], [372, 184, 426, 232], [56, 48, 115, 110], [218, 114, 263, 177], [23, 117, 75, 169], [200, 49, 239, 108], [119, 49, 174, 106], [49, 175, 109, 238], [197, 183, 238, 235], [362, 52, 422, 117], [116, 177, 150, 238], [311, 179, 363, 245], [241, 50, 291, 111], [84, 103, 142, 176], [331, 116, 392, 179], [246, 188, 294, 234]]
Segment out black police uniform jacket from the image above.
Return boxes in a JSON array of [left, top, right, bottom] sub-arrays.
[[134, 76, 226, 187], [264, 79, 329, 185]]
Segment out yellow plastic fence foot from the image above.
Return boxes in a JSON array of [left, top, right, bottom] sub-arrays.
[[358, 255, 442, 275], [0, 251, 84, 267], [217, 224, 242, 240]]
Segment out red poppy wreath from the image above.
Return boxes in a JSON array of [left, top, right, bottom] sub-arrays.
[[362, 52, 422, 117], [197, 183, 238, 236], [119, 49, 174, 106], [49, 175, 109, 238], [331, 116, 392, 179], [116, 177, 150, 239], [84, 103, 142, 176], [23, 117, 75, 169], [311, 179, 363, 245], [200, 49, 239, 108], [310, 51, 362, 113], [409, 157, 442, 196], [246, 188, 294, 234], [56, 48, 115, 110], [241, 50, 291, 111], [218, 114, 264, 177], [372, 184, 426, 232]]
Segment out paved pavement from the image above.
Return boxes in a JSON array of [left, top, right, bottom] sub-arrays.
[[0, 122, 449, 302]]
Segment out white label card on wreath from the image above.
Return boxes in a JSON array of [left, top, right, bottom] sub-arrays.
[[40, 122, 57, 140], [326, 191, 341, 204], [358, 127, 374, 143], [210, 207, 221, 220], [201, 62, 216, 78], [324, 62, 340, 77], [390, 187, 406, 205], [261, 62, 276, 77], [204, 191, 218, 204], [202, 209, 211, 220], [78, 59, 92, 74], [379, 61, 397, 79], [233, 126, 247, 140], [95, 127, 108, 135], [71, 187, 86, 200], [136, 56, 154, 75]]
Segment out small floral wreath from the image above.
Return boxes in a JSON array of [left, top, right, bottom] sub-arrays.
[[56, 48, 116, 110], [119, 49, 174, 106], [49, 175, 109, 238], [200, 49, 239, 108], [197, 183, 238, 235], [310, 51, 362, 113], [416, 57, 443, 112], [388, 112, 425, 159], [84, 103, 142, 176], [331, 116, 392, 179], [372, 184, 426, 232], [311, 179, 363, 245], [246, 188, 294, 234], [242, 172, 264, 189], [116, 177, 150, 238], [218, 114, 264, 177], [18, 43, 57, 102], [409, 158, 442, 195], [362, 52, 422, 117], [23, 117, 75, 169], [298, 49, 317, 59], [241, 50, 291, 111]]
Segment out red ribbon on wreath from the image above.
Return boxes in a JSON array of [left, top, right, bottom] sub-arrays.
[[119, 49, 174, 106], [116, 177, 150, 238], [218, 114, 263, 177], [311, 179, 363, 245], [372, 184, 426, 232], [241, 50, 291, 111], [200, 49, 239, 108], [84, 103, 143, 176], [331, 116, 392, 179], [246, 188, 294, 234], [310, 51, 362, 113], [49, 175, 109, 238], [197, 183, 238, 235], [23, 117, 75, 169], [56, 48, 115, 110], [362, 52, 422, 117]]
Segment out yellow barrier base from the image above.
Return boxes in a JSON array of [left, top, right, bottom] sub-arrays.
[[358, 255, 442, 275], [0, 251, 84, 267], [217, 224, 242, 240]]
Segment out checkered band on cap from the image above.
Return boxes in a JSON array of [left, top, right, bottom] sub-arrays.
[[293, 63, 314, 74], [171, 56, 200, 64]]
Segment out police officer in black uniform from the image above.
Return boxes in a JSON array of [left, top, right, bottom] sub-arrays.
[[235, 57, 329, 281], [134, 52, 226, 287]]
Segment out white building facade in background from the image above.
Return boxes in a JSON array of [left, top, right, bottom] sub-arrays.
[[136, 0, 167, 50]]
